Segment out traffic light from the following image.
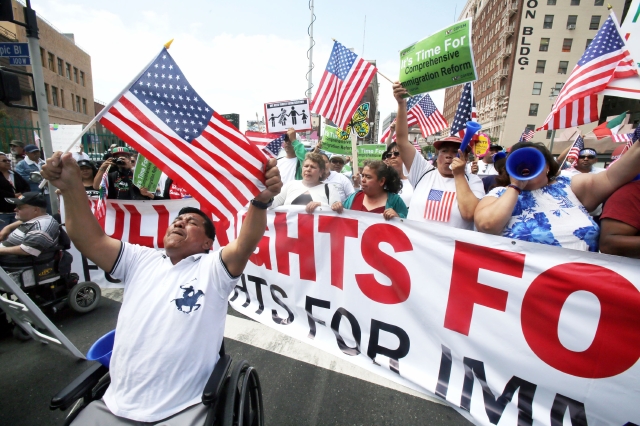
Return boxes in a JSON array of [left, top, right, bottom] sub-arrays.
[[0, 1, 13, 22], [0, 70, 22, 103]]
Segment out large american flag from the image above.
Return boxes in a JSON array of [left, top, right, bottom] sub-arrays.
[[310, 41, 376, 130], [424, 189, 456, 222], [98, 48, 266, 221], [538, 14, 637, 131], [245, 131, 286, 158], [519, 128, 535, 142], [566, 135, 585, 164], [450, 83, 476, 137], [379, 93, 447, 142]]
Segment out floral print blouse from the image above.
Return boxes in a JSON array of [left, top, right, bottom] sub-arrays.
[[484, 176, 599, 252]]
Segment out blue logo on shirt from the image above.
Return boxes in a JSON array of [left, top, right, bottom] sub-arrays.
[[172, 283, 204, 314]]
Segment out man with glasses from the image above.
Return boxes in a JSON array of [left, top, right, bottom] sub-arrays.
[[561, 148, 605, 220]]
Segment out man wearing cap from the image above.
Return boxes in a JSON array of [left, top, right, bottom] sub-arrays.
[[393, 83, 484, 230], [15, 145, 45, 193], [9, 140, 25, 171], [41, 150, 281, 424], [467, 143, 503, 177], [277, 128, 306, 184], [0, 192, 59, 257], [319, 153, 355, 202], [93, 146, 152, 200]]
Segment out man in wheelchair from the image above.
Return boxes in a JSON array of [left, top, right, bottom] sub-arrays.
[[42, 151, 282, 425]]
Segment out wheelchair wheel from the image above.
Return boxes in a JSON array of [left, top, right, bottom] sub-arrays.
[[12, 324, 32, 341], [222, 360, 264, 426], [68, 282, 101, 313]]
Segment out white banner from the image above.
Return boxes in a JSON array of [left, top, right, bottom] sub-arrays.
[[62, 200, 640, 424]]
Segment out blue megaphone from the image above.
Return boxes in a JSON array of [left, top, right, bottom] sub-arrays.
[[506, 147, 546, 181], [493, 151, 506, 162], [459, 121, 482, 154], [87, 329, 115, 368]]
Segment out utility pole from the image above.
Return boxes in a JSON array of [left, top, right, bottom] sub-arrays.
[[305, 0, 314, 100], [24, 1, 57, 213]]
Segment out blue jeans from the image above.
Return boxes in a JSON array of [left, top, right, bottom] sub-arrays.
[[0, 212, 17, 232]]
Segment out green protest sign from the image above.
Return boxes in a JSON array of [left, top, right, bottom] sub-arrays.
[[399, 18, 477, 95], [133, 154, 162, 191], [321, 125, 352, 155], [356, 144, 386, 167]]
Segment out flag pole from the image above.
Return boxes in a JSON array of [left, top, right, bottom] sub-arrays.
[[39, 40, 174, 189]]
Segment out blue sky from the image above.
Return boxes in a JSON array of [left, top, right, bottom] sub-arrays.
[[33, 0, 465, 134]]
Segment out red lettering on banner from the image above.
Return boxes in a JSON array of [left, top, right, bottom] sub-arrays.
[[105, 203, 125, 240], [356, 224, 413, 304], [274, 213, 316, 281], [153, 204, 171, 248], [123, 204, 155, 247], [318, 216, 359, 290], [521, 263, 640, 378], [444, 242, 525, 335]]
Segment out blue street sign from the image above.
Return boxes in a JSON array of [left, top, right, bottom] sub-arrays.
[[9, 57, 30, 66], [0, 43, 29, 57]]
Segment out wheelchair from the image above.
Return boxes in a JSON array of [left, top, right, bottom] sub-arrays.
[[0, 225, 101, 340], [50, 340, 265, 426]]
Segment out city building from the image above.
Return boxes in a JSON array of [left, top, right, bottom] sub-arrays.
[[0, 0, 94, 127], [443, 0, 627, 149]]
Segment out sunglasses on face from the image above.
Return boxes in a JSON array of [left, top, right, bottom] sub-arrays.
[[578, 155, 596, 160], [384, 151, 400, 159]]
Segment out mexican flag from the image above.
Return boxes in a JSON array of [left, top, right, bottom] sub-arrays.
[[592, 111, 627, 139]]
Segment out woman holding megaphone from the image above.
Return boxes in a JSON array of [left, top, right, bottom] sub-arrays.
[[475, 141, 640, 252]]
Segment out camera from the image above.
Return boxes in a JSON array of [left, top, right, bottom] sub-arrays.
[[115, 158, 126, 166]]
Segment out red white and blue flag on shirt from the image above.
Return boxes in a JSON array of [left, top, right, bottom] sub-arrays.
[[519, 128, 535, 142], [450, 83, 477, 137], [538, 13, 638, 131], [380, 93, 448, 143], [424, 189, 456, 222], [245, 131, 286, 159], [310, 41, 377, 130], [97, 48, 267, 221]]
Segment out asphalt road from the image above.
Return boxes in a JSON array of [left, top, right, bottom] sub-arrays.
[[0, 294, 471, 426]]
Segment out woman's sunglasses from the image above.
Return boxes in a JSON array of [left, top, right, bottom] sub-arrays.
[[384, 151, 400, 159]]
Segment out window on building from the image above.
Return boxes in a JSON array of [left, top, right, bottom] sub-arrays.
[[532, 82, 543, 95], [553, 82, 565, 96], [590, 15, 601, 30], [73, 67, 78, 83], [51, 87, 59, 107], [60, 89, 65, 108], [57, 58, 63, 76], [39, 48, 45, 67], [47, 53, 54, 71], [76, 95, 81, 113], [65, 63, 71, 79], [526, 124, 536, 132], [44, 83, 50, 104], [546, 130, 553, 139], [570, 0, 580, 4], [586, 39, 593, 49], [543, 15, 554, 29], [558, 61, 569, 74], [80, 71, 85, 86], [529, 104, 539, 116], [594, 0, 603, 4], [536, 60, 546, 73], [82, 98, 87, 114], [562, 38, 573, 52], [567, 15, 577, 29], [547, 0, 556, 4], [539, 38, 550, 51]]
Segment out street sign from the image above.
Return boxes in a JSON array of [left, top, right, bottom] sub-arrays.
[[0, 43, 29, 57], [9, 57, 30, 66]]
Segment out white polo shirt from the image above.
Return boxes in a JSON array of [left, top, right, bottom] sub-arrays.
[[102, 243, 239, 422]]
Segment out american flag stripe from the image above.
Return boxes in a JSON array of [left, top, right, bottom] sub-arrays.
[[539, 14, 637, 131], [245, 131, 282, 148], [611, 133, 632, 142], [415, 109, 447, 136], [311, 41, 377, 130], [101, 94, 264, 220], [424, 191, 456, 222]]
